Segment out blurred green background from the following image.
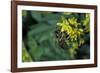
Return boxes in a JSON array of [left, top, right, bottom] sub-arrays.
[[22, 10, 90, 62]]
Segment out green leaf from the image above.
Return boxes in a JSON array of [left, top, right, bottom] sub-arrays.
[[31, 11, 42, 21], [22, 43, 32, 62]]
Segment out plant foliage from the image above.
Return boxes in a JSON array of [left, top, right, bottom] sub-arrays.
[[22, 11, 90, 62]]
